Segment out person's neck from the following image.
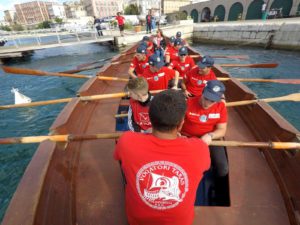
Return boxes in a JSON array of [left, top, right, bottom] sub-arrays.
[[140, 93, 149, 102], [152, 129, 178, 140]]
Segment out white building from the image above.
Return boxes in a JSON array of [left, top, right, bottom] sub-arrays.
[[82, 0, 123, 18]]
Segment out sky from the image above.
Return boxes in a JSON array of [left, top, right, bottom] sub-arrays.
[[0, 0, 66, 20]]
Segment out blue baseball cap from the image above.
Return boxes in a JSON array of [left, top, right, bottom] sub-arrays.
[[174, 38, 183, 46], [136, 45, 147, 54], [198, 55, 214, 68], [142, 36, 150, 41], [179, 46, 188, 56], [176, 31, 182, 37], [203, 80, 225, 102], [169, 36, 176, 43], [148, 54, 165, 69]]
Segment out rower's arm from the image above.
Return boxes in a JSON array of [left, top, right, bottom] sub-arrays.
[[128, 67, 137, 79], [181, 79, 192, 97], [172, 71, 179, 89], [201, 123, 227, 145]]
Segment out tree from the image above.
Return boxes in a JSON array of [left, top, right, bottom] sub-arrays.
[[37, 21, 51, 29], [0, 25, 11, 31], [12, 24, 24, 31], [54, 17, 63, 24], [124, 4, 139, 15]]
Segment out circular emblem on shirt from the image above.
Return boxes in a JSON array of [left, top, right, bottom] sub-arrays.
[[181, 66, 185, 71], [199, 115, 208, 122], [136, 161, 189, 210], [154, 76, 159, 81], [197, 80, 203, 85]]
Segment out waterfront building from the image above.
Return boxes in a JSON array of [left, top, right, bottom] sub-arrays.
[[4, 10, 16, 25], [82, 0, 123, 18], [162, 0, 190, 14], [64, 1, 87, 18], [14, 1, 66, 26], [180, 0, 300, 22]]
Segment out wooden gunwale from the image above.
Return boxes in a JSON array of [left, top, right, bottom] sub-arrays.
[[2, 43, 299, 225]]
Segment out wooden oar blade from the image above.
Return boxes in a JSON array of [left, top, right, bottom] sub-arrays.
[[212, 55, 249, 60], [220, 63, 278, 68], [272, 79, 300, 84], [2, 66, 46, 76]]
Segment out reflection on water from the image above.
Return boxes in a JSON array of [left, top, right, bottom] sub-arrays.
[[0, 42, 299, 222]]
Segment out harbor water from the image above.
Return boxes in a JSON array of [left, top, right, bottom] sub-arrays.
[[0, 42, 299, 221]]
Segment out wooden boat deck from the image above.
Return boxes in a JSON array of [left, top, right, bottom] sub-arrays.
[[2, 46, 299, 225]]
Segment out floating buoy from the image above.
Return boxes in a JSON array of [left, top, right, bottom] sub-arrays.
[[11, 88, 32, 104]]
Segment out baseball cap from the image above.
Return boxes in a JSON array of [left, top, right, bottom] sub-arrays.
[[197, 55, 214, 68], [142, 36, 150, 41], [136, 45, 147, 54], [203, 80, 225, 102], [176, 31, 182, 37], [148, 54, 165, 69], [169, 36, 176, 43], [174, 38, 183, 46], [179, 46, 188, 56]]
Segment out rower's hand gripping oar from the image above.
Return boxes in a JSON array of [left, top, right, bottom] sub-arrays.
[[0, 133, 299, 150]]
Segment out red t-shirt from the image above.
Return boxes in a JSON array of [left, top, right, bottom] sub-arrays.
[[169, 56, 196, 78], [182, 96, 227, 137], [139, 67, 175, 91], [130, 55, 149, 74], [165, 46, 178, 61], [114, 132, 210, 225], [116, 16, 125, 25], [147, 42, 155, 54], [184, 67, 217, 96], [129, 98, 152, 131]]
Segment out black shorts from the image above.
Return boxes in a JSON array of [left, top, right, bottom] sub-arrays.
[[119, 25, 124, 31]]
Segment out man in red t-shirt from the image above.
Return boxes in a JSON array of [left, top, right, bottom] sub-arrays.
[[169, 46, 196, 78], [142, 36, 154, 55], [128, 45, 149, 79], [116, 12, 125, 36], [127, 77, 152, 133], [165, 38, 182, 64], [114, 89, 210, 225], [181, 80, 228, 179], [181, 55, 217, 98], [139, 54, 179, 91], [176, 31, 188, 46]]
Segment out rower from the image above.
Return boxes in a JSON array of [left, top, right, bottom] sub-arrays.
[[181, 55, 217, 98], [168, 46, 196, 79], [176, 31, 188, 46], [128, 45, 149, 79], [138, 54, 179, 91], [114, 89, 210, 225], [142, 36, 154, 54], [165, 38, 182, 65], [181, 80, 228, 204], [127, 77, 153, 133]]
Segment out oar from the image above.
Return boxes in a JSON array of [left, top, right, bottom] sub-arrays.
[[4, 66, 300, 84], [190, 55, 249, 60], [0, 133, 299, 149], [77, 52, 135, 69], [2, 66, 130, 81], [226, 93, 300, 107], [219, 63, 278, 68], [115, 93, 300, 117], [0, 90, 164, 110]]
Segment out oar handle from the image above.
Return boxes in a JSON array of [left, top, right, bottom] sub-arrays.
[[211, 141, 300, 149]]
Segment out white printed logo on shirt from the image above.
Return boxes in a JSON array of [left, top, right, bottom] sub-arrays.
[[136, 161, 189, 210], [208, 113, 220, 119]]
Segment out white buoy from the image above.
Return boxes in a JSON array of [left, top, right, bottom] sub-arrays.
[[11, 88, 32, 104]]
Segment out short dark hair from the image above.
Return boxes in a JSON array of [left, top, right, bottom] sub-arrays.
[[149, 90, 186, 132]]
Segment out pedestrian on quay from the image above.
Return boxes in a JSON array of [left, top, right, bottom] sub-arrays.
[[93, 16, 103, 36], [114, 89, 211, 225], [146, 10, 154, 34], [116, 12, 125, 37], [262, 1, 268, 20]]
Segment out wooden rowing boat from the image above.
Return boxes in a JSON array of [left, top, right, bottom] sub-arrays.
[[2, 44, 300, 225]]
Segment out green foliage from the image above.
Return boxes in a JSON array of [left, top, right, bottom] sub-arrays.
[[54, 17, 63, 24], [0, 25, 11, 31], [124, 21, 133, 30], [110, 20, 118, 27], [37, 21, 51, 29], [11, 24, 24, 31], [124, 4, 139, 15]]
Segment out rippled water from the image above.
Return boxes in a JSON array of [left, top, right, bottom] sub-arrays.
[[0, 42, 299, 222]]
